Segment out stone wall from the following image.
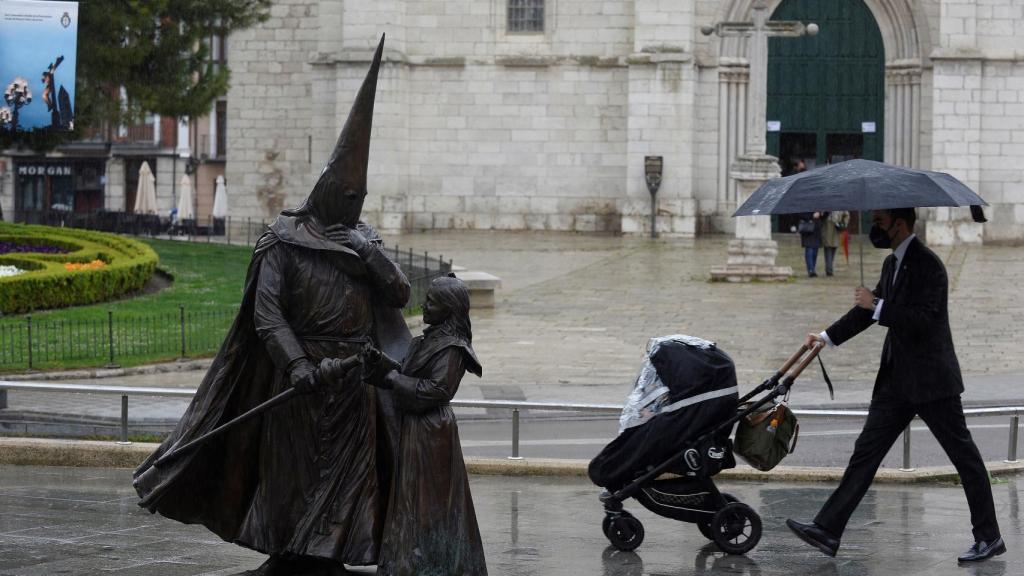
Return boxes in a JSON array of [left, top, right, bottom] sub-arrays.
[[0, 157, 13, 220], [927, 0, 1024, 244], [226, 0, 702, 236], [220, 0, 1024, 243], [225, 0, 320, 220]]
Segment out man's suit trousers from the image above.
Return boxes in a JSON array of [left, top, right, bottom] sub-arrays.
[[813, 394, 1000, 542]]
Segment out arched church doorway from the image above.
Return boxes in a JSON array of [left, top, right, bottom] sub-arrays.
[[765, 0, 885, 232]]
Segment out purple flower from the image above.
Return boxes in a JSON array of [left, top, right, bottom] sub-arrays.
[[0, 241, 69, 255]]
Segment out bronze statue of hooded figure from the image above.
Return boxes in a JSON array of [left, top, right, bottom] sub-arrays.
[[133, 35, 412, 576]]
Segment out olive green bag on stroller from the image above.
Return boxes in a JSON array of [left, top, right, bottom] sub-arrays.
[[734, 402, 799, 472]]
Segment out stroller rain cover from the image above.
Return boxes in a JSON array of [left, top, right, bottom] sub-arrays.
[[588, 335, 739, 489]]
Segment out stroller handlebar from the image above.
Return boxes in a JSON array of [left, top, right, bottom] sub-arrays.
[[778, 344, 810, 376], [784, 342, 824, 382]]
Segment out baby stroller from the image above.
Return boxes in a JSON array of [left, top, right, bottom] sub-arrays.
[[589, 335, 821, 555]]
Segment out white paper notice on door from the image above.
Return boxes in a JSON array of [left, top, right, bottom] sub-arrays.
[[862, 122, 877, 133], [767, 121, 781, 132]]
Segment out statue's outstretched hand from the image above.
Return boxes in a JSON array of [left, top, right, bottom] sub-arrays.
[[324, 224, 368, 254], [378, 369, 398, 390]]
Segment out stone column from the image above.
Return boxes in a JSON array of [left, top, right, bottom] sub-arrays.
[[711, 154, 792, 281], [704, 1, 809, 281]]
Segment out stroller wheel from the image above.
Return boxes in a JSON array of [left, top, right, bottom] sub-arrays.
[[697, 493, 737, 541], [606, 512, 645, 551], [710, 502, 762, 555]]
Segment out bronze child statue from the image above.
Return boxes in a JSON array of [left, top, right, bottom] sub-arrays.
[[323, 274, 487, 575]]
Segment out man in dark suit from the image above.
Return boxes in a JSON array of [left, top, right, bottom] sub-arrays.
[[786, 208, 1004, 563]]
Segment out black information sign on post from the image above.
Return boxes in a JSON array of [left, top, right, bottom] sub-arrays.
[[644, 155, 663, 239]]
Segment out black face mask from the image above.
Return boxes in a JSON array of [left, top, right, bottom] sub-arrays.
[[869, 224, 893, 249]]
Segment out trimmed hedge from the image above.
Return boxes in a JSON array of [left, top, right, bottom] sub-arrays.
[[0, 223, 158, 314]]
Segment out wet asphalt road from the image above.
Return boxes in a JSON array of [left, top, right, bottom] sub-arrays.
[[0, 466, 1020, 576]]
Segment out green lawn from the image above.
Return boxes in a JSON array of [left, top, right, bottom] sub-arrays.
[[0, 239, 254, 372], [0, 238, 422, 373]]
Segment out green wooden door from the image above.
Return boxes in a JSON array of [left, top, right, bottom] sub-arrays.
[[766, 0, 885, 161], [765, 0, 884, 231]]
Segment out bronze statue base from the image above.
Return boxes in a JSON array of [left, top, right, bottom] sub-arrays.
[[235, 554, 351, 576]]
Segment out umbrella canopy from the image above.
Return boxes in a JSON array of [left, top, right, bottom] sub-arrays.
[[177, 174, 195, 220], [133, 161, 157, 215], [212, 175, 228, 219], [733, 159, 987, 217]]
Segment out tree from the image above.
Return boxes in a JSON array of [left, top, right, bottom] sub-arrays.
[[1, 0, 271, 150]]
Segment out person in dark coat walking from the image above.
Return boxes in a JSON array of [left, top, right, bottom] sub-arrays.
[[371, 275, 487, 576], [786, 208, 1004, 563], [798, 211, 823, 277]]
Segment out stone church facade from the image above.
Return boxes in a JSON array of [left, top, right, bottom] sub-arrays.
[[225, 0, 1024, 244]]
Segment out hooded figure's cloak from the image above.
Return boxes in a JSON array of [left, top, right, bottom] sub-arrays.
[[133, 35, 411, 566]]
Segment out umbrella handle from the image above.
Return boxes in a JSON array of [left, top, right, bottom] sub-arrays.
[[859, 222, 865, 287]]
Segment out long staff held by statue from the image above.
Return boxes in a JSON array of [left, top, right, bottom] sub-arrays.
[[154, 349, 397, 469]]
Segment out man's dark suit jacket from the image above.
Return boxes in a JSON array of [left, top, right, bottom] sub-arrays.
[[825, 237, 964, 403]]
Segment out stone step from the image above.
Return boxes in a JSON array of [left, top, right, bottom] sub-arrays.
[[453, 270, 501, 308]]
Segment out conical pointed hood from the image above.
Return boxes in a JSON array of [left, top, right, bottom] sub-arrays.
[[286, 34, 385, 226]]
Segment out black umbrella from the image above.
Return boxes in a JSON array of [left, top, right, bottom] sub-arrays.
[[732, 159, 987, 283]]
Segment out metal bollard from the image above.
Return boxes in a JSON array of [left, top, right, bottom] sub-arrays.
[[899, 424, 914, 472], [118, 395, 131, 445], [1007, 415, 1020, 463], [508, 408, 523, 460]]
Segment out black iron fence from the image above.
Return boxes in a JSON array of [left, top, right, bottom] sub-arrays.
[[384, 244, 453, 315], [0, 307, 236, 371], [14, 209, 216, 238]]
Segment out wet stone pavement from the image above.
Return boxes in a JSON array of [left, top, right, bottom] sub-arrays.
[[386, 231, 1024, 408], [0, 466, 1020, 576]]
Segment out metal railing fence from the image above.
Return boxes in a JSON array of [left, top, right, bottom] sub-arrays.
[[0, 307, 236, 371], [0, 381, 1019, 469]]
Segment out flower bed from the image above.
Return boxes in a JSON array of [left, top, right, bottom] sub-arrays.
[[0, 265, 24, 278], [0, 223, 158, 313], [64, 259, 107, 271], [0, 241, 69, 255]]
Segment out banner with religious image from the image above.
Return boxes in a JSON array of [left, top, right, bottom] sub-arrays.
[[0, 0, 78, 133]]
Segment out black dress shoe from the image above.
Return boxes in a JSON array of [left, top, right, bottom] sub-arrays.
[[786, 519, 839, 557], [958, 537, 1006, 562]]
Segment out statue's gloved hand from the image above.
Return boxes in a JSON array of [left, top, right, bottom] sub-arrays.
[[358, 345, 402, 383], [375, 369, 399, 390], [324, 224, 369, 254], [287, 358, 319, 393]]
